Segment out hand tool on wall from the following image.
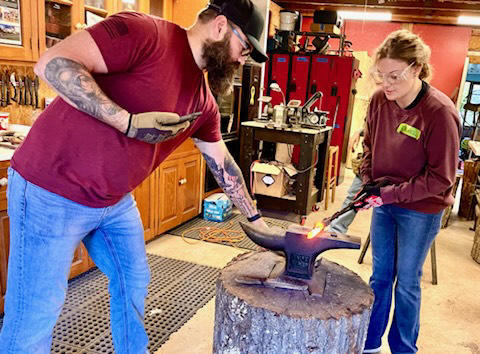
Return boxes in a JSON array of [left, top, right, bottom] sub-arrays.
[[4, 72, 11, 106], [237, 222, 361, 296], [0, 73, 7, 107], [22, 76, 28, 106], [10, 73, 18, 103], [6, 74, 10, 106], [24, 76, 31, 106], [17, 76, 24, 105], [321, 179, 391, 228], [33, 75, 40, 108]]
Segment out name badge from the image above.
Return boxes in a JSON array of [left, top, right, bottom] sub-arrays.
[[397, 123, 421, 140]]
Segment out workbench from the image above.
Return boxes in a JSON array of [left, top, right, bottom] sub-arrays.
[[239, 121, 332, 221]]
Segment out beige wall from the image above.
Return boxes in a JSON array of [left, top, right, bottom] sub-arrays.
[[172, 0, 208, 28]]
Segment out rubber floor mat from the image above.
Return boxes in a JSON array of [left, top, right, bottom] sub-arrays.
[[169, 212, 292, 250], [0, 254, 220, 353]]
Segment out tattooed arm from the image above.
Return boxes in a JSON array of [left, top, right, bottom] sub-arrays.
[[34, 30, 129, 132], [195, 139, 269, 228]]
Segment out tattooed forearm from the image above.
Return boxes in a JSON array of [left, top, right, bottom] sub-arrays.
[[44, 57, 127, 131], [203, 151, 257, 217]]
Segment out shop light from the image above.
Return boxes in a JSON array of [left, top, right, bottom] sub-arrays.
[[338, 11, 392, 21], [457, 16, 480, 26]]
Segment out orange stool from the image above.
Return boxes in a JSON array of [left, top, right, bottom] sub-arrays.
[[324, 145, 339, 210]]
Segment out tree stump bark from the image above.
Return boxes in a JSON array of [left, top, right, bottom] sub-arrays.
[[213, 251, 374, 354]]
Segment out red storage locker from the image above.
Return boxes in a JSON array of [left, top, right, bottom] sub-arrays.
[[309, 55, 332, 112], [288, 54, 310, 104], [269, 53, 290, 106], [309, 55, 359, 182]]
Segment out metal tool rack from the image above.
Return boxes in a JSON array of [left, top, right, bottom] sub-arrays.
[[239, 121, 332, 223]]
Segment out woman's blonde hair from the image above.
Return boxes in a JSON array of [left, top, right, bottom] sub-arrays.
[[374, 29, 432, 81]]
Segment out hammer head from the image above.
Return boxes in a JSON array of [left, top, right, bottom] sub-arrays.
[[240, 222, 361, 280]]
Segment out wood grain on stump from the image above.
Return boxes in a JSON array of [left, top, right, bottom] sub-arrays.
[[213, 251, 374, 354]]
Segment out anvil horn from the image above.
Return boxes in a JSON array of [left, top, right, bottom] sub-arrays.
[[239, 222, 286, 251]]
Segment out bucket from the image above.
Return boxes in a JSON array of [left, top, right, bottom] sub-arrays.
[[280, 11, 297, 31]]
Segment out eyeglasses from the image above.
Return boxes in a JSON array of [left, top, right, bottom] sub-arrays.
[[370, 63, 415, 85], [228, 22, 252, 57]]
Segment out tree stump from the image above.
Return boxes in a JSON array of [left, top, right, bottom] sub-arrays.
[[213, 251, 374, 354]]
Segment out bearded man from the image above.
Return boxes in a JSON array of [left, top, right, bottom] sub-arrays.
[[0, 1, 269, 352]]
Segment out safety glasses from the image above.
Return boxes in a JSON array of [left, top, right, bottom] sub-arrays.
[[228, 22, 253, 57], [370, 62, 415, 85]]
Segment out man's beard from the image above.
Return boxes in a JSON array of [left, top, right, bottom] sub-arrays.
[[202, 32, 240, 98]]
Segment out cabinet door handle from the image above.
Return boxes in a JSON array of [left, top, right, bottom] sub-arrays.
[[0, 177, 7, 186], [179, 178, 187, 185]]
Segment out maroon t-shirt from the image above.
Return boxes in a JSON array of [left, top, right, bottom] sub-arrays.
[[361, 85, 460, 213], [11, 12, 221, 207]]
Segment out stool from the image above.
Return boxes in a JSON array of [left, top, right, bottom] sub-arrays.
[[324, 145, 339, 210], [358, 233, 438, 285]]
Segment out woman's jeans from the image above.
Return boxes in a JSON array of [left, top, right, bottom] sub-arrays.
[[364, 204, 442, 354], [0, 168, 150, 354]]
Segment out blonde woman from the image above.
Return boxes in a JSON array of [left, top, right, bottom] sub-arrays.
[[359, 30, 460, 353]]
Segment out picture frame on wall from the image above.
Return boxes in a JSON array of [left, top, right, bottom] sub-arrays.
[[0, 0, 22, 46]]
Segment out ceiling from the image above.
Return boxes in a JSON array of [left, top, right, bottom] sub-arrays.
[[273, 0, 480, 26]]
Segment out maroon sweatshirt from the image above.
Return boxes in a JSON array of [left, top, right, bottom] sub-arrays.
[[361, 84, 460, 214]]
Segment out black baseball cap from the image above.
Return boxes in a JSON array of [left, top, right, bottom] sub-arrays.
[[207, 0, 268, 63]]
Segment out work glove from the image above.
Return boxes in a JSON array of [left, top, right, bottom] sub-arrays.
[[354, 181, 389, 210], [125, 112, 190, 144]]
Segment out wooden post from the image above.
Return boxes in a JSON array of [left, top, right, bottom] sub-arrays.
[[213, 251, 374, 354]]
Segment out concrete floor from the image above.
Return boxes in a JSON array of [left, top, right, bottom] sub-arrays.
[[147, 169, 480, 354]]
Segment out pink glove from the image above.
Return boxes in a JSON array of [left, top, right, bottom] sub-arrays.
[[354, 185, 383, 210]]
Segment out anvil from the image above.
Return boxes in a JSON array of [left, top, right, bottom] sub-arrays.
[[237, 222, 361, 296]]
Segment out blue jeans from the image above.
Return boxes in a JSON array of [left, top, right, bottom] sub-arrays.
[[0, 168, 150, 354], [329, 175, 363, 234], [364, 204, 442, 354]]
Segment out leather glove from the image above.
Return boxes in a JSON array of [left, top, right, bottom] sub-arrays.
[[125, 112, 190, 144], [354, 184, 384, 210]]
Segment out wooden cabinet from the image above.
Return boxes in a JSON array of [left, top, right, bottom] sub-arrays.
[[0, 0, 152, 62], [133, 167, 155, 241], [38, 0, 114, 56], [0, 0, 38, 61], [179, 154, 201, 222], [69, 242, 95, 278], [157, 159, 181, 233], [155, 141, 203, 235], [155, 151, 202, 235], [132, 140, 203, 240]]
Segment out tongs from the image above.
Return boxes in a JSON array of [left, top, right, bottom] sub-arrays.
[[322, 179, 390, 227]]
